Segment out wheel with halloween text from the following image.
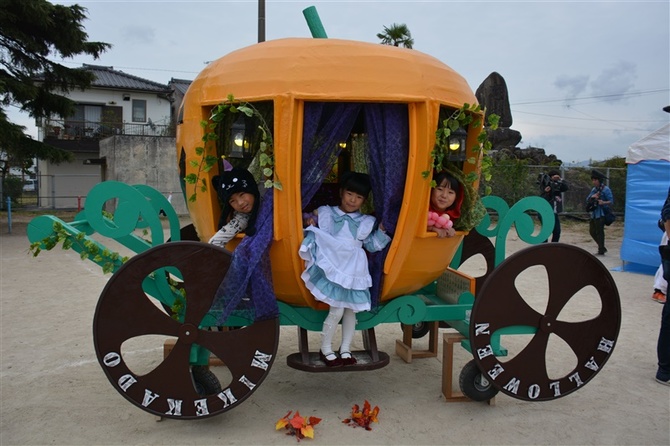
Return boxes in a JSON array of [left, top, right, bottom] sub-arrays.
[[93, 241, 279, 419], [468, 243, 621, 401]]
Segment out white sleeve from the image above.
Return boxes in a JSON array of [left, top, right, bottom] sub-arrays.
[[208, 212, 250, 247]]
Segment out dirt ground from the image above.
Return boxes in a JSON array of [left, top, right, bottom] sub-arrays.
[[1, 214, 669, 445]]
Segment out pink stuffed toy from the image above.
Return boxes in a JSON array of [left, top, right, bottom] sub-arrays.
[[428, 211, 452, 229]]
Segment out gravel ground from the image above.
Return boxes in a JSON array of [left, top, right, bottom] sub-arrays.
[[1, 214, 668, 445]]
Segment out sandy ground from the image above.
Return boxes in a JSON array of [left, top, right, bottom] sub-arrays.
[[1, 215, 669, 446]]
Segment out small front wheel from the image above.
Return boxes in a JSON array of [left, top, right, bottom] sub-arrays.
[[411, 322, 431, 339], [459, 359, 499, 402]]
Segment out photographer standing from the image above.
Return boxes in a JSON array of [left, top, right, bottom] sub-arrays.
[[586, 170, 614, 255], [540, 170, 569, 242]]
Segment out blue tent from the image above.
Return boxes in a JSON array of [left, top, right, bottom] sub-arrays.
[[620, 124, 670, 273]]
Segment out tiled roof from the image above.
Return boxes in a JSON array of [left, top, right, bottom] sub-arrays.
[[169, 78, 192, 95], [82, 64, 171, 93]]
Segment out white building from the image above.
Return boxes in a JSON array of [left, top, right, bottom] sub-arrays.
[[37, 64, 186, 209]]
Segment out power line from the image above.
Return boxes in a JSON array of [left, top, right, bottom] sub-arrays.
[[513, 109, 667, 123], [511, 88, 669, 106]]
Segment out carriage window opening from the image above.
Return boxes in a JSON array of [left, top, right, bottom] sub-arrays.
[[212, 100, 274, 177], [299, 101, 408, 235], [436, 105, 470, 171]]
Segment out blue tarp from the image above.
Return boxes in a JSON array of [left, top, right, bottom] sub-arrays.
[[621, 124, 670, 273]]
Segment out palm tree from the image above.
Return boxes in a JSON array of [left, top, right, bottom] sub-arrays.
[[376, 23, 414, 49]]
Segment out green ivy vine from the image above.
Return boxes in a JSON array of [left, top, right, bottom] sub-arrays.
[[185, 94, 281, 202], [29, 221, 129, 274]]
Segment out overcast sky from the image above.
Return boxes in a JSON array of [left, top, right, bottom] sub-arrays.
[[9, 0, 670, 164]]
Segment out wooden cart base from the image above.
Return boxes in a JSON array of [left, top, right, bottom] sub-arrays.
[[395, 322, 440, 362]]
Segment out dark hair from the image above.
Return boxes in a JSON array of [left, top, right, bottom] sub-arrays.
[[213, 168, 260, 236], [433, 170, 461, 197], [339, 171, 371, 197], [547, 169, 560, 177]]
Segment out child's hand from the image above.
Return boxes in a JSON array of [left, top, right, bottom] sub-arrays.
[[303, 211, 318, 227], [429, 225, 456, 238], [429, 226, 447, 238]]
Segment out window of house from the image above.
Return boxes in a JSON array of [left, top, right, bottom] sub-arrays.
[[132, 99, 147, 122]]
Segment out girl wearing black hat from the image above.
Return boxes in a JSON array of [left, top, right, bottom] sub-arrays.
[[586, 170, 613, 255], [208, 168, 261, 247]]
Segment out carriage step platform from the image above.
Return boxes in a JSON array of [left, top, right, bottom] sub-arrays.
[[286, 350, 390, 372], [286, 326, 389, 372]]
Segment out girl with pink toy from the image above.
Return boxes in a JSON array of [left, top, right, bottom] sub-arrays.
[[428, 170, 463, 238]]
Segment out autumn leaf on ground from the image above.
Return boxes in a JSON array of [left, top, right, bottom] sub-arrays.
[[276, 410, 321, 441], [342, 400, 380, 431]]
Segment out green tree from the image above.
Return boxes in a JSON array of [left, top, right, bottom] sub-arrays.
[[0, 0, 111, 183], [376, 23, 414, 49]]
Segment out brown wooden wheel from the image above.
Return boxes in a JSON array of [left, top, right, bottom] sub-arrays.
[[458, 230, 496, 293], [93, 241, 279, 419], [469, 243, 621, 401]]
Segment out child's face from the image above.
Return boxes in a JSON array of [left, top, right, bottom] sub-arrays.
[[431, 179, 456, 212], [228, 191, 255, 214], [339, 189, 366, 213]]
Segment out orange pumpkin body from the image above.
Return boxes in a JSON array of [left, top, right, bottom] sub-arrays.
[[176, 38, 482, 308]]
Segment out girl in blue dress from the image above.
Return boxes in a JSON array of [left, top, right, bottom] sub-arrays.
[[299, 172, 391, 366]]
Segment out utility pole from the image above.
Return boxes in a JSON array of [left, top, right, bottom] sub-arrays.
[[258, 0, 265, 43]]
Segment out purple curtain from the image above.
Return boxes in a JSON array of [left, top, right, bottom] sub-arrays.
[[363, 104, 409, 308], [301, 102, 363, 203], [211, 191, 277, 323]]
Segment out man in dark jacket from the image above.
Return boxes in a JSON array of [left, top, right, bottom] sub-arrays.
[[540, 170, 569, 242], [656, 186, 670, 386]]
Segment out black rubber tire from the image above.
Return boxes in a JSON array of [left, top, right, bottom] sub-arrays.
[[459, 359, 499, 402], [191, 365, 222, 395], [399, 322, 431, 339], [411, 322, 431, 339]]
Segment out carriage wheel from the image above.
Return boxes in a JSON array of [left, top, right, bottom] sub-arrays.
[[93, 241, 279, 419], [458, 230, 496, 293], [468, 244, 620, 402], [459, 359, 499, 402]]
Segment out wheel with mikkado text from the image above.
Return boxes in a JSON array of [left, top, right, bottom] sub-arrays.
[[93, 241, 279, 419]]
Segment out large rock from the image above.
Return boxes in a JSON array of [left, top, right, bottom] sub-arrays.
[[486, 127, 522, 151], [476, 72, 513, 128]]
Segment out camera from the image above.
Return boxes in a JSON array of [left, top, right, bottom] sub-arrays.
[[537, 173, 560, 193]]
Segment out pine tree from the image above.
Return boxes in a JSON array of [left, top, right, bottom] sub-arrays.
[[0, 0, 111, 178]]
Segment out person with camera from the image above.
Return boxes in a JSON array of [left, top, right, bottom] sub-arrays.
[[586, 170, 613, 256], [654, 187, 670, 386], [539, 169, 569, 242]]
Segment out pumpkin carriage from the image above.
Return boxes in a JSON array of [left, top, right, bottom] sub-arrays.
[[28, 38, 621, 420]]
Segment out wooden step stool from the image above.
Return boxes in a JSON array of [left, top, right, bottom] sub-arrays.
[[442, 331, 495, 405]]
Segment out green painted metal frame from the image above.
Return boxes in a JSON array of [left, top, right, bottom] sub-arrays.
[[28, 181, 555, 361]]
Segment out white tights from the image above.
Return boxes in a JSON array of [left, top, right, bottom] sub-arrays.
[[320, 306, 357, 356]]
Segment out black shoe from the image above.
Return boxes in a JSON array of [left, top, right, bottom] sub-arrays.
[[319, 350, 342, 367], [340, 351, 357, 366]]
